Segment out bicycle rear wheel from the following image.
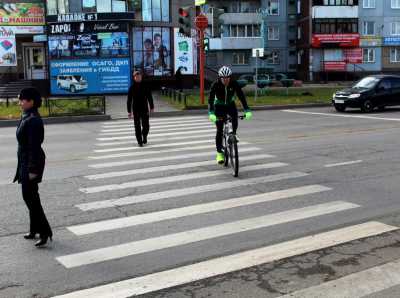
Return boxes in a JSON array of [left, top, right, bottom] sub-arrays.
[[229, 136, 239, 177]]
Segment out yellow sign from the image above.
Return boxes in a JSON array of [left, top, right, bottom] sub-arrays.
[[195, 0, 206, 5], [0, 3, 45, 26]]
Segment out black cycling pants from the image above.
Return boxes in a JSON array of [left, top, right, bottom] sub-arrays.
[[133, 112, 150, 144], [215, 105, 238, 153]]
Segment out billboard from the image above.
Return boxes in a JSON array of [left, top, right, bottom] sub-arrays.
[[0, 3, 45, 25], [174, 28, 197, 75], [0, 27, 16, 66], [343, 48, 362, 64], [49, 58, 131, 95]]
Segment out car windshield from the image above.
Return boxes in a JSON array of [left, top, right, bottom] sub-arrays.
[[353, 77, 380, 89], [72, 75, 83, 82]]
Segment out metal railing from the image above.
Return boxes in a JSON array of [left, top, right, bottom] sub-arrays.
[[160, 87, 188, 108], [0, 96, 106, 118]]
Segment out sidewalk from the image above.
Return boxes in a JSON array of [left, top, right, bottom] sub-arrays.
[[106, 93, 179, 119]]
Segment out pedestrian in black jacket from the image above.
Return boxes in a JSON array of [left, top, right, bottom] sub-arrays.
[[127, 70, 154, 146], [14, 87, 52, 247]]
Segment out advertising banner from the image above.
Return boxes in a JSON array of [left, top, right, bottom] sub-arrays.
[[49, 58, 131, 95], [324, 61, 346, 71], [0, 3, 45, 25], [174, 28, 196, 75], [0, 25, 43, 35], [0, 27, 16, 66], [383, 37, 400, 46], [312, 34, 360, 48], [360, 36, 382, 47], [343, 48, 362, 63]]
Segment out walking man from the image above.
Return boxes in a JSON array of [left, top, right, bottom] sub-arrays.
[[127, 70, 154, 146]]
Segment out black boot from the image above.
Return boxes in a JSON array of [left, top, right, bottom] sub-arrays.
[[24, 232, 37, 240], [35, 234, 53, 247]]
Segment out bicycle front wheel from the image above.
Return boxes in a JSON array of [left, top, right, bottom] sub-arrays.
[[229, 136, 239, 177]]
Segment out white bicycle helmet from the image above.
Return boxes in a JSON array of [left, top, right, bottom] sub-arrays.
[[218, 66, 232, 78]]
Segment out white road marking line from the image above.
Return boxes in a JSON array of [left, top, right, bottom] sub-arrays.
[[97, 129, 213, 141], [101, 121, 211, 132], [324, 160, 363, 168], [278, 259, 400, 298], [282, 109, 400, 122], [52, 222, 398, 298], [76, 172, 307, 211], [95, 133, 215, 147], [99, 124, 214, 136], [58, 201, 359, 268], [93, 139, 213, 153], [88, 143, 252, 160], [103, 116, 207, 126], [69, 185, 331, 235], [89, 148, 263, 169], [85, 154, 274, 180], [80, 163, 287, 194]]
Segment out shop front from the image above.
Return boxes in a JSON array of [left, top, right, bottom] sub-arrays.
[[311, 33, 361, 80], [0, 2, 46, 81]]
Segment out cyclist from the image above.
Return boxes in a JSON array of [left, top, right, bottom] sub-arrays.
[[208, 66, 252, 164]]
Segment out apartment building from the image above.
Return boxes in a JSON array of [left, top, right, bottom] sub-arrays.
[[205, 0, 297, 77]]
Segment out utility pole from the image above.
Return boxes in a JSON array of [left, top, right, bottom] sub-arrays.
[[195, 13, 208, 105]]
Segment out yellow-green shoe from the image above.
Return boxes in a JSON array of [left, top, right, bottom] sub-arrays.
[[216, 152, 224, 164]]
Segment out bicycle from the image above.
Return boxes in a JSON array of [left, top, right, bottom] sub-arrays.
[[221, 115, 245, 177]]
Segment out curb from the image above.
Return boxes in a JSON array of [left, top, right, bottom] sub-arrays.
[[109, 103, 332, 120], [0, 114, 111, 128]]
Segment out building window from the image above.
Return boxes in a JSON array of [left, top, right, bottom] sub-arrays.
[[313, 18, 358, 34], [391, 22, 400, 35], [324, 49, 343, 61], [363, 48, 375, 63], [297, 26, 301, 39], [268, 27, 279, 40], [363, 21, 375, 35], [142, 0, 169, 21], [268, 0, 279, 15], [226, 25, 261, 37], [253, 24, 261, 37], [392, 0, 400, 8], [132, 27, 171, 76], [265, 50, 280, 64], [232, 52, 249, 65], [47, 0, 69, 14], [317, 0, 357, 5], [82, 0, 96, 12], [390, 48, 400, 62], [363, 0, 375, 8]]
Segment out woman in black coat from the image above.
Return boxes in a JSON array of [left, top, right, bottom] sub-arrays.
[[14, 87, 52, 247]]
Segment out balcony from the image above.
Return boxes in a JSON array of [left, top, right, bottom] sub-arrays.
[[312, 6, 358, 18], [206, 13, 261, 25]]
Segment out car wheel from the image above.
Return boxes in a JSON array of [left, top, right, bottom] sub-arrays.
[[361, 100, 374, 113], [334, 104, 346, 112], [70, 85, 76, 93]]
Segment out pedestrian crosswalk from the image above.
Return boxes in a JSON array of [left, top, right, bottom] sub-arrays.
[[53, 115, 399, 297]]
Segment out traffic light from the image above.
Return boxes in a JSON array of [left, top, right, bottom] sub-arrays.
[[204, 37, 209, 51], [178, 6, 192, 37], [211, 7, 224, 37]]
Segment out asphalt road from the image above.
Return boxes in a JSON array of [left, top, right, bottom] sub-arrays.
[[2, 107, 400, 297]]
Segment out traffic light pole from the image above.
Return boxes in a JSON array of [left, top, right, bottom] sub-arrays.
[[195, 14, 208, 105], [199, 29, 205, 105]]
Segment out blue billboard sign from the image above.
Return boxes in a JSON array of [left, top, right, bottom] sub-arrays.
[[50, 58, 130, 95], [383, 37, 400, 46]]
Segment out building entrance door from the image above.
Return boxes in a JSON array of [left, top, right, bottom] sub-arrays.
[[24, 46, 46, 79]]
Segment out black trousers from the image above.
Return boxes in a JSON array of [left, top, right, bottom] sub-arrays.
[[133, 112, 150, 144], [215, 105, 238, 153], [21, 181, 52, 237]]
